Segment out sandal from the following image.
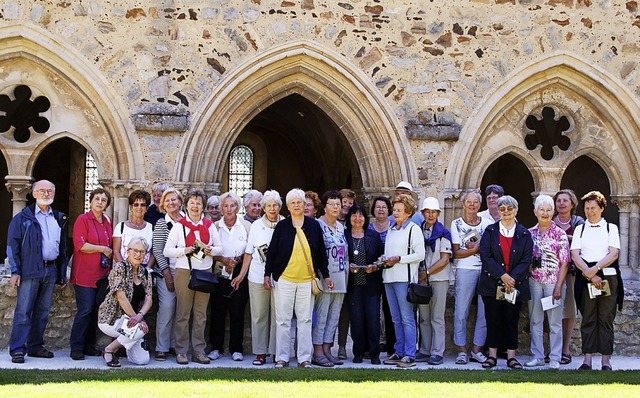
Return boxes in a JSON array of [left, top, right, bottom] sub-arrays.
[[455, 352, 468, 365], [482, 356, 497, 369], [312, 355, 335, 367], [274, 360, 288, 368], [252, 354, 267, 366], [103, 351, 121, 368], [507, 357, 523, 369], [325, 353, 344, 365], [11, 353, 25, 364], [560, 353, 572, 365]]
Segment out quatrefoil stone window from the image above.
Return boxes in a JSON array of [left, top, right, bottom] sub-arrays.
[[524, 107, 571, 161], [0, 85, 51, 143]]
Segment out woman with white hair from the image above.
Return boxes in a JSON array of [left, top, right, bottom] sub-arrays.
[[205, 195, 221, 222], [231, 190, 284, 366], [264, 188, 332, 368], [243, 190, 263, 223], [209, 191, 252, 361], [525, 195, 570, 369]]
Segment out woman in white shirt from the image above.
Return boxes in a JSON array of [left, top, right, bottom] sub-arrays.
[[164, 189, 222, 365], [113, 190, 155, 270], [570, 191, 623, 371], [231, 190, 283, 366], [380, 194, 425, 368]]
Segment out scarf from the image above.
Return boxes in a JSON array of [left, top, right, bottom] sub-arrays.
[[423, 221, 452, 253], [179, 216, 212, 247]]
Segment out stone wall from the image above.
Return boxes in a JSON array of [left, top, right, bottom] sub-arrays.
[[2, 275, 638, 357]]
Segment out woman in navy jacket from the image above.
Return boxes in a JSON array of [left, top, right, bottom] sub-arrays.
[[345, 204, 385, 364], [478, 195, 533, 369]]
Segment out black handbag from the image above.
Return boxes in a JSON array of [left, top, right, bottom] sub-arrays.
[[407, 279, 433, 304], [403, 226, 433, 304], [183, 224, 218, 293], [188, 268, 218, 293]]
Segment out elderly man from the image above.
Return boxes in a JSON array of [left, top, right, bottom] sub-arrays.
[[7, 180, 68, 364], [243, 190, 263, 223], [450, 189, 492, 365], [478, 184, 504, 223]]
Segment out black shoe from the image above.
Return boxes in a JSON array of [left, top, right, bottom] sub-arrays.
[[28, 349, 54, 359], [84, 347, 101, 357], [353, 355, 363, 364], [371, 357, 381, 365], [70, 350, 85, 361]]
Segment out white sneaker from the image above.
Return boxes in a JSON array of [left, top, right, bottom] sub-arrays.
[[470, 351, 487, 363], [208, 350, 221, 360], [525, 358, 545, 367], [232, 352, 244, 361], [549, 360, 560, 369]]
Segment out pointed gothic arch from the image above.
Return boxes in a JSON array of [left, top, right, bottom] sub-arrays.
[[178, 40, 415, 193], [0, 23, 141, 181]]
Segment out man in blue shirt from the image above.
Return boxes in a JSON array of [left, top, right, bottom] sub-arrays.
[[7, 180, 68, 364]]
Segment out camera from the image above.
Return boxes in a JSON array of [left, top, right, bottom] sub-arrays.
[[100, 253, 110, 268], [531, 256, 542, 269]]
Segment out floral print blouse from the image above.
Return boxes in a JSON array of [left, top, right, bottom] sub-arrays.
[[97, 260, 152, 325], [529, 222, 570, 285]]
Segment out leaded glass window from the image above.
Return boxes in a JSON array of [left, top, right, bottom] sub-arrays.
[[84, 152, 100, 212], [228, 145, 254, 205]]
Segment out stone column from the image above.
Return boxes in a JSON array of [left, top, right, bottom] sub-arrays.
[[5, 175, 33, 215], [203, 182, 222, 198], [441, 188, 462, 228], [630, 199, 640, 280], [611, 195, 634, 278]]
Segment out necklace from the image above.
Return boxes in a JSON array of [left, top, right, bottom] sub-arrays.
[[353, 236, 363, 256], [555, 215, 571, 226], [128, 219, 146, 229], [500, 222, 516, 237]]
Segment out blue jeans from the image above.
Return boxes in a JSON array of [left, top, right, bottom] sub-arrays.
[[384, 282, 416, 359], [70, 285, 99, 351], [9, 265, 57, 356], [349, 285, 381, 358], [453, 268, 486, 347]]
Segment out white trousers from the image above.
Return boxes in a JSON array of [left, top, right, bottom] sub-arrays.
[[274, 278, 314, 363], [98, 322, 149, 365]]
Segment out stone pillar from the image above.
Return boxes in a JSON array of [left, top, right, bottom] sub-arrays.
[[611, 195, 634, 278], [441, 188, 462, 228], [630, 199, 640, 280], [203, 182, 222, 198], [5, 175, 33, 215]]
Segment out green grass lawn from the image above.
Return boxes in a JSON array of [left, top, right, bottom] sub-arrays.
[[1, 368, 639, 397]]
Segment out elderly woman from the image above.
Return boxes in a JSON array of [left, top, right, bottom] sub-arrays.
[[478, 184, 504, 223], [243, 189, 263, 223], [164, 189, 222, 365], [478, 195, 533, 369], [113, 190, 155, 270], [205, 195, 221, 222], [264, 188, 332, 368], [98, 236, 153, 367], [345, 203, 384, 364], [144, 182, 168, 226], [70, 188, 113, 361], [525, 195, 570, 369], [304, 190, 321, 218], [151, 187, 184, 361], [416, 197, 452, 366], [571, 191, 623, 371], [553, 189, 585, 365], [232, 190, 284, 366], [369, 196, 394, 355], [312, 191, 349, 367], [209, 191, 251, 362], [450, 189, 491, 365], [381, 193, 425, 368]]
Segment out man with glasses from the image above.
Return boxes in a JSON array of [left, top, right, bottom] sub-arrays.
[[450, 189, 492, 365], [7, 180, 68, 364]]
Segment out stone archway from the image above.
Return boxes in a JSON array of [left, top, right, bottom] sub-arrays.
[[0, 24, 142, 220], [177, 40, 415, 199], [445, 51, 640, 278]]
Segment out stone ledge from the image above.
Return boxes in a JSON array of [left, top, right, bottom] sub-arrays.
[[406, 122, 461, 141]]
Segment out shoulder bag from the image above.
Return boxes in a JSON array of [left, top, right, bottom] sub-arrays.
[[296, 228, 323, 295], [406, 226, 433, 304], [183, 224, 218, 293]]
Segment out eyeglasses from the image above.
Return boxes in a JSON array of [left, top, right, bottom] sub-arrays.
[[464, 200, 480, 205], [132, 203, 147, 207], [499, 206, 515, 212], [128, 248, 146, 256]]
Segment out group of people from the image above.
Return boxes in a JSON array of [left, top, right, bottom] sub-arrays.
[[6, 180, 624, 371]]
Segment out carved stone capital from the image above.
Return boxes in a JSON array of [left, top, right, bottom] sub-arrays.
[[4, 175, 33, 198], [611, 195, 638, 212]]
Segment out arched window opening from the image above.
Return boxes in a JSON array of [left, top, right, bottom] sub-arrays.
[[229, 145, 254, 213], [84, 152, 100, 212]]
